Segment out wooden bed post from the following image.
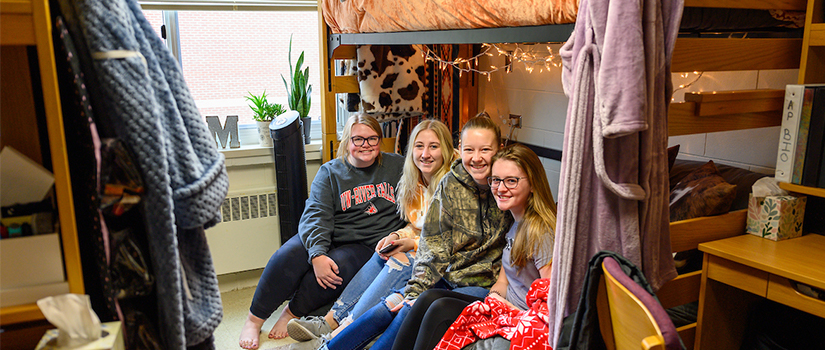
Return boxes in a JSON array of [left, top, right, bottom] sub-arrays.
[[318, 2, 336, 163]]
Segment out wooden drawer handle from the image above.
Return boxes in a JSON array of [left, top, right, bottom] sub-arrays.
[[767, 276, 825, 319], [789, 280, 825, 302]]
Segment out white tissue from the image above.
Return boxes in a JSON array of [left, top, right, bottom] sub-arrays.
[[37, 294, 102, 348], [752, 177, 789, 198]]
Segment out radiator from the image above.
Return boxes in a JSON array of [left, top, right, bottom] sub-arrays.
[[205, 187, 281, 275]]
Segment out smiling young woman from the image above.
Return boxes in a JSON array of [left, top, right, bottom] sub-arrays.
[[240, 113, 406, 349]]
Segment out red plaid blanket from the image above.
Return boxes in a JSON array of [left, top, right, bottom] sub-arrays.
[[434, 279, 552, 350]]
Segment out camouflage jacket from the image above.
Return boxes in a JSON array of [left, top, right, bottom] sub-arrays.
[[404, 159, 514, 299]]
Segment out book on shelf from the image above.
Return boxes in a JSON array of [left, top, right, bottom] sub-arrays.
[[805, 87, 825, 188], [791, 87, 817, 184], [776, 84, 825, 183], [776, 85, 806, 182]]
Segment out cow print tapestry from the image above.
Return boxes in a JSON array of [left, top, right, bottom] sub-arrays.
[[356, 45, 427, 122]]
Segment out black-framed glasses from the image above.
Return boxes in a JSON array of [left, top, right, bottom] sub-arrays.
[[351, 136, 380, 147], [487, 176, 526, 189]]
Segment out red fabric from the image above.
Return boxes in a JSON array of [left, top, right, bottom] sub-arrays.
[[434, 279, 552, 350]]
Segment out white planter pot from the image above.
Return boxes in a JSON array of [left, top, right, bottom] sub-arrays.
[[257, 121, 273, 147]]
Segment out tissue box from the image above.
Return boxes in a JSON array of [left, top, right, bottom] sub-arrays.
[[35, 321, 124, 350], [746, 194, 807, 241]]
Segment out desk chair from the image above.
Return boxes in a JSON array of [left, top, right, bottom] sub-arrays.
[[597, 257, 683, 350]]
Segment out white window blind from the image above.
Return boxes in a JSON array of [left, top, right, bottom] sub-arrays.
[[139, 0, 316, 11]]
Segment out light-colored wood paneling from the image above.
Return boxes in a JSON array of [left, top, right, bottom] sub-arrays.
[[799, 0, 825, 83], [684, 89, 783, 116], [331, 45, 356, 59], [0, 0, 34, 13], [767, 275, 825, 318], [700, 234, 825, 292], [695, 268, 762, 350], [30, 0, 82, 295], [1, 0, 83, 326], [810, 23, 825, 46], [1, 46, 42, 164], [0, 13, 35, 45], [706, 255, 769, 296], [683, 89, 784, 103], [332, 75, 359, 93], [319, 7, 336, 163], [672, 38, 802, 72], [779, 182, 825, 197], [657, 271, 701, 309], [669, 210, 747, 253], [668, 103, 781, 136]]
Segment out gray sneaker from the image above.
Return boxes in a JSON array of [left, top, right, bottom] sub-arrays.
[[288, 336, 327, 350], [288, 316, 333, 341]]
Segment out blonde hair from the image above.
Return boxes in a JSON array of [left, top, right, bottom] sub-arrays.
[[337, 113, 384, 164], [491, 144, 557, 271], [397, 119, 456, 218], [460, 112, 501, 147]]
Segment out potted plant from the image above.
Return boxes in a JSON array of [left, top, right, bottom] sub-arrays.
[[282, 34, 313, 144], [246, 90, 286, 147]]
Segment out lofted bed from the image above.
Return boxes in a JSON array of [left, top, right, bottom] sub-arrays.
[[318, 0, 812, 160], [316, 0, 824, 348]]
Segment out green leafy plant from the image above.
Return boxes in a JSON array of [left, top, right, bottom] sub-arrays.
[[246, 90, 286, 122], [281, 34, 312, 118]]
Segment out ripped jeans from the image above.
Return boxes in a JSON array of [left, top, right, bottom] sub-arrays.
[[331, 251, 415, 324]]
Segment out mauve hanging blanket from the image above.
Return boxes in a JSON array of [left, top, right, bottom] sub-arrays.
[[549, 0, 683, 345], [60, 0, 229, 348]]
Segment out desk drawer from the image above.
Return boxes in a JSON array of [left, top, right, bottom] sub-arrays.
[[707, 255, 769, 297], [767, 275, 825, 319]]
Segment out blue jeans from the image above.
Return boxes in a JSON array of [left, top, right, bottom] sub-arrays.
[[332, 252, 415, 323], [323, 281, 489, 350]]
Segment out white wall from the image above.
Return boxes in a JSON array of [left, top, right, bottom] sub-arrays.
[[478, 44, 568, 202], [479, 44, 797, 200]]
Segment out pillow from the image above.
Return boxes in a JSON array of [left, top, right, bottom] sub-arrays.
[[669, 160, 737, 222], [670, 159, 768, 211]]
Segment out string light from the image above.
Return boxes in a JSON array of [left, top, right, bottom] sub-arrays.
[[672, 71, 705, 98], [416, 43, 562, 77]]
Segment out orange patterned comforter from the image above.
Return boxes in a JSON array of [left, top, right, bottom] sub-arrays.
[[322, 0, 579, 34]]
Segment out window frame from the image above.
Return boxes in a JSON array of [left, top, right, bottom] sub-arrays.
[[139, 1, 322, 153]]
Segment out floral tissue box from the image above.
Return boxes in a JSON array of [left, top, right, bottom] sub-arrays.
[[746, 194, 807, 241]]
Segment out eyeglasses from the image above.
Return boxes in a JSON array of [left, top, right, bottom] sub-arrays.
[[351, 136, 380, 147], [487, 176, 526, 189]]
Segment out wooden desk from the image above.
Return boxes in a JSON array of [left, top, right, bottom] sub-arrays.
[[695, 234, 825, 350]]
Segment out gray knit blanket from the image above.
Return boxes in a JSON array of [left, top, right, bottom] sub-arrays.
[[58, 0, 229, 348]]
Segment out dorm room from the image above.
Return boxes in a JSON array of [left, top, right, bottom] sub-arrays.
[[315, 0, 824, 348], [1, 0, 824, 348]]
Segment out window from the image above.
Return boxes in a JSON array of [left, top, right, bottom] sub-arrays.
[[140, 2, 321, 145]]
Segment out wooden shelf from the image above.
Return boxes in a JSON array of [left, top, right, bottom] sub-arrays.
[[779, 182, 825, 198], [1, 0, 84, 326], [684, 89, 784, 117]]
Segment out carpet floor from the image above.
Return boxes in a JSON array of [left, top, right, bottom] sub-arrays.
[[214, 287, 297, 350]]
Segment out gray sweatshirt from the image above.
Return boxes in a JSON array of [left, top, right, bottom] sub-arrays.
[[299, 153, 407, 261]]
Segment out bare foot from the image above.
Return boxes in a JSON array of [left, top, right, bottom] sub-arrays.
[[268, 305, 296, 339], [240, 312, 265, 349]]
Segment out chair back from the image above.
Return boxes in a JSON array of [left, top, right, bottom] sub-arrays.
[[599, 257, 682, 350]]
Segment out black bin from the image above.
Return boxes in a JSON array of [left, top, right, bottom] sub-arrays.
[[270, 111, 308, 245]]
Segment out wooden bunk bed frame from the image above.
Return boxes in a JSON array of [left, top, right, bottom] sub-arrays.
[[317, 0, 824, 348]]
